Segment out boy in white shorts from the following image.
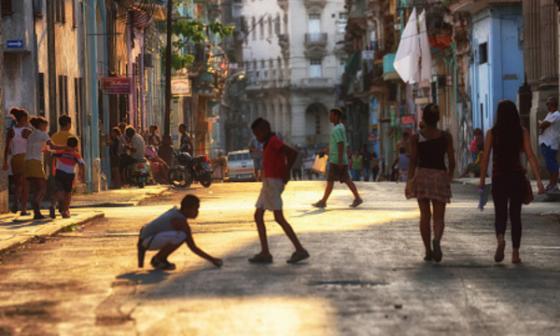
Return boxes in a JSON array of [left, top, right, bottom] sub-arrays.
[[249, 118, 309, 264], [137, 195, 222, 270]]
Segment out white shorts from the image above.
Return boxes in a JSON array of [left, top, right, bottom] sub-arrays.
[[142, 231, 186, 250], [255, 178, 285, 211]]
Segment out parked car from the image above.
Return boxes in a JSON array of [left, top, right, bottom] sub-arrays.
[[226, 150, 256, 182]]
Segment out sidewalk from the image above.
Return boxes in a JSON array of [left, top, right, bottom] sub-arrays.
[[0, 185, 169, 254]]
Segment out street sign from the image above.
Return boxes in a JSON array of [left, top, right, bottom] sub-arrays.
[[100, 77, 132, 95], [6, 40, 24, 49], [172, 78, 191, 97]]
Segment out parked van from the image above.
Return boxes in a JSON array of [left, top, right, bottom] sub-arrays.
[[226, 150, 255, 182]]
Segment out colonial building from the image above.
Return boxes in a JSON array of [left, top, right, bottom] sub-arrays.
[[241, 0, 347, 147]]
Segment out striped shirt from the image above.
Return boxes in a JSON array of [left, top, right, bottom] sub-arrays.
[[53, 150, 85, 174]]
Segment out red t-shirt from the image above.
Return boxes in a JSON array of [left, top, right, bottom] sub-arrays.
[[263, 135, 287, 179]]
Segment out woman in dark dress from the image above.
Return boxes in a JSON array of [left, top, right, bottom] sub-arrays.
[[406, 104, 455, 262], [479, 100, 544, 264]]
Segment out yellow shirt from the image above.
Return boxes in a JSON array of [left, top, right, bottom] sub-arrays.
[[51, 130, 79, 150]]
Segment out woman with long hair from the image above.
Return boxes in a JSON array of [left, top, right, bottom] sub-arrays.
[[406, 104, 456, 262], [479, 100, 545, 264]]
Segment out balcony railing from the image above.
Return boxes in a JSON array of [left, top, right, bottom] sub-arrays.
[[305, 33, 328, 47], [299, 77, 334, 90]]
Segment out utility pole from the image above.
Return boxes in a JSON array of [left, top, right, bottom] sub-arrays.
[[164, 0, 173, 137], [46, 0, 57, 131]]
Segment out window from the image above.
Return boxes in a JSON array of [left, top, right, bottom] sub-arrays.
[[283, 14, 288, 34], [309, 59, 322, 78], [251, 17, 256, 40], [261, 60, 265, 68], [268, 59, 273, 68], [74, 77, 84, 136], [259, 16, 264, 40], [277, 57, 282, 68], [38, 73, 45, 116], [274, 14, 281, 34], [55, 0, 66, 24], [308, 14, 321, 33], [267, 16, 273, 37], [1, 0, 13, 16], [315, 111, 321, 135], [479, 42, 488, 64], [58, 75, 68, 115]]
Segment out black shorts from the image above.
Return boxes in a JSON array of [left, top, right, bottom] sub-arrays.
[[55, 170, 75, 193], [327, 163, 350, 183]]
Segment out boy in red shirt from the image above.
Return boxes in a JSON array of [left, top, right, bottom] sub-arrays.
[[249, 118, 309, 264]]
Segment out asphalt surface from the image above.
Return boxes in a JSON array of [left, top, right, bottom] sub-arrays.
[[0, 181, 559, 335]]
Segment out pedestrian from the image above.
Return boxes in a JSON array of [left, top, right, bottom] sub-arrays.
[[248, 136, 263, 181], [109, 127, 123, 188], [313, 108, 363, 208], [3, 108, 30, 215], [50, 115, 79, 218], [397, 131, 411, 155], [147, 125, 162, 148], [158, 135, 174, 167], [248, 118, 309, 264], [371, 152, 380, 182], [120, 127, 146, 184], [362, 144, 371, 181], [398, 147, 410, 182], [538, 96, 560, 192], [24, 117, 66, 219], [479, 100, 545, 264], [137, 194, 223, 270], [405, 104, 455, 262], [179, 124, 194, 155], [52, 137, 85, 218], [351, 151, 363, 181], [470, 128, 483, 162]]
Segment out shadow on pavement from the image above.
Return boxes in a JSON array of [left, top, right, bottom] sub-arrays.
[[117, 270, 171, 285]]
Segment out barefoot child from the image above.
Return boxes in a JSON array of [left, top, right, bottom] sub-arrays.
[[249, 118, 309, 264], [137, 195, 223, 270], [52, 137, 85, 218]]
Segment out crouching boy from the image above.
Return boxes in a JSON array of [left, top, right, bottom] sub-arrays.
[[137, 195, 222, 270]]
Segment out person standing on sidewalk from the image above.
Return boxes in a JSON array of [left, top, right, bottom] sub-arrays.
[[406, 104, 455, 262], [3, 108, 31, 215], [479, 100, 545, 264], [313, 108, 363, 208], [249, 118, 309, 264], [538, 96, 560, 192]]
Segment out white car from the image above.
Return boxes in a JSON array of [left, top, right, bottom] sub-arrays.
[[226, 150, 256, 182]]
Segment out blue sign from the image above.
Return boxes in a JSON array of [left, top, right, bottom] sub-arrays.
[[6, 40, 24, 49]]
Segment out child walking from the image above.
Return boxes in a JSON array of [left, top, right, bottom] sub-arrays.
[[24, 117, 66, 219], [249, 118, 309, 264], [137, 194, 222, 270], [52, 137, 85, 218]]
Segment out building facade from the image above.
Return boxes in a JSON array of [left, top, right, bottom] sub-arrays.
[[241, 0, 346, 147]]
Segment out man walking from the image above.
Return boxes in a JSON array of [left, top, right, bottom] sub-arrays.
[[539, 96, 560, 192], [313, 108, 363, 208]]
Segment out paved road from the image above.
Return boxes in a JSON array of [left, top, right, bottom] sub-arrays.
[[0, 182, 559, 335]]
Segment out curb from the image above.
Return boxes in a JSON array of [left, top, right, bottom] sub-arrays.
[[0, 211, 105, 255]]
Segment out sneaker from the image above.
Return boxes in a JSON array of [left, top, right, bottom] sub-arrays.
[[350, 198, 363, 208], [150, 256, 175, 271], [287, 249, 310, 264], [248, 253, 273, 264], [312, 200, 326, 208]]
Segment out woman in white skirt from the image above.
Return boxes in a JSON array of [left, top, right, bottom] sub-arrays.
[[406, 104, 456, 262]]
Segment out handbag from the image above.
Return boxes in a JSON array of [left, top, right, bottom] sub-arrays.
[[311, 154, 329, 175], [522, 175, 534, 205]]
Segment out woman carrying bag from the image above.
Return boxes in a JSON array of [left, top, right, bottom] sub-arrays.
[[479, 100, 545, 264]]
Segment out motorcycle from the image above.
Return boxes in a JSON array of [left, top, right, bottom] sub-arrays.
[[168, 151, 213, 188], [129, 159, 151, 188]]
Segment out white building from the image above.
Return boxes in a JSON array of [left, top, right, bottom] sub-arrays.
[[241, 0, 346, 146]]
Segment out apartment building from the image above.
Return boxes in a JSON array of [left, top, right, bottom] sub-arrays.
[[241, 0, 346, 146]]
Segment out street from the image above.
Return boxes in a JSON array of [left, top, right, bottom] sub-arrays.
[[0, 181, 559, 335]]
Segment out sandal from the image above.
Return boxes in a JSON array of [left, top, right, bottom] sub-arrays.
[[494, 240, 505, 263], [350, 198, 363, 208], [287, 250, 310, 264], [424, 250, 433, 262], [432, 240, 443, 263], [248, 253, 273, 264], [312, 200, 326, 209], [512, 250, 522, 264]]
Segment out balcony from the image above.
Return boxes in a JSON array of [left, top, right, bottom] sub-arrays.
[[303, 0, 327, 13], [304, 33, 328, 59], [299, 77, 334, 90]]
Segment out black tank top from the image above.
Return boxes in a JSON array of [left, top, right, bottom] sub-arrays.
[[417, 132, 447, 171], [491, 128, 523, 177]]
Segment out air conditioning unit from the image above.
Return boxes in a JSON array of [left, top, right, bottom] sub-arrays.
[[33, 0, 43, 18]]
